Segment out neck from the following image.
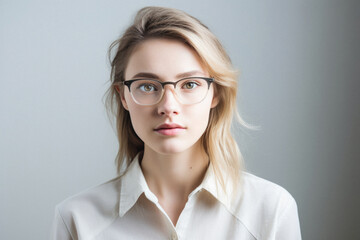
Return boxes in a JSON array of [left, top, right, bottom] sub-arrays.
[[140, 143, 209, 200]]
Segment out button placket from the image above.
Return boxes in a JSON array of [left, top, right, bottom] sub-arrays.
[[175, 193, 198, 240]]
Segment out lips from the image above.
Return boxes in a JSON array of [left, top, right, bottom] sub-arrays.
[[154, 123, 186, 136], [154, 123, 185, 130]]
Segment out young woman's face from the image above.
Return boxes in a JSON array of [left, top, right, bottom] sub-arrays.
[[122, 38, 218, 155]]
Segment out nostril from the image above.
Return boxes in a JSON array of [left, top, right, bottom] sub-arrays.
[[159, 109, 179, 115]]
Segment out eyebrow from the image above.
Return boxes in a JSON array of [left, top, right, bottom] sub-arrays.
[[131, 70, 206, 80]]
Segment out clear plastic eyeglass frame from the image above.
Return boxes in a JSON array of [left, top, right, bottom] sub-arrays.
[[119, 77, 214, 106]]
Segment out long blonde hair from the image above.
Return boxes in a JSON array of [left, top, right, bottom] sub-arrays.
[[105, 6, 251, 196]]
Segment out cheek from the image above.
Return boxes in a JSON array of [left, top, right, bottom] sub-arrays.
[[188, 100, 213, 130], [128, 106, 147, 126], [126, 104, 155, 140]]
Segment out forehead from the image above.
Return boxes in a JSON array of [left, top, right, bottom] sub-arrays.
[[125, 38, 207, 80]]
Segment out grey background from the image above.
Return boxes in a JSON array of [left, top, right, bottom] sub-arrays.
[[1, 0, 359, 239]]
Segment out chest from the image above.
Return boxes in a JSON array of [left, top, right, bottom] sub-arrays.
[[93, 193, 256, 240]]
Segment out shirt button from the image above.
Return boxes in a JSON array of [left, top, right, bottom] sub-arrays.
[[170, 232, 178, 240]]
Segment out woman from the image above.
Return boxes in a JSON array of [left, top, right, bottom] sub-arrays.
[[52, 6, 301, 239]]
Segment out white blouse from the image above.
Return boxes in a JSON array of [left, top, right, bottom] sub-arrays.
[[51, 157, 302, 240]]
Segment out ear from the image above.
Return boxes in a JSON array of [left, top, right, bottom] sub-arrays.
[[115, 85, 129, 111], [210, 86, 219, 109], [211, 95, 219, 108]]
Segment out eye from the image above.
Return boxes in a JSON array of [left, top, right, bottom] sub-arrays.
[[182, 81, 199, 90], [138, 83, 157, 92]]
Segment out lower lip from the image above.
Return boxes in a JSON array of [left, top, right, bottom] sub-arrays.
[[155, 128, 185, 136]]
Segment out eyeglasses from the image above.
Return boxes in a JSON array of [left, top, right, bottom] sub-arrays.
[[120, 77, 214, 106]]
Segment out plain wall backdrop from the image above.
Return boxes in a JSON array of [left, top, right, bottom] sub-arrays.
[[1, 0, 359, 239]]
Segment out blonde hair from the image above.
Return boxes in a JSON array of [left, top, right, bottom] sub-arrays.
[[105, 6, 251, 196]]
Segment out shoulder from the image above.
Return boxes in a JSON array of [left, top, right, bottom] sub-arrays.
[[240, 171, 296, 206], [229, 172, 299, 239], [57, 176, 122, 215], [54, 176, 122, 239]]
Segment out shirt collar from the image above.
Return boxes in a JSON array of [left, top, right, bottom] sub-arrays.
[[119, 155, 158, 217], [119, 155, 233, 217], [200, 163, 233, 210]]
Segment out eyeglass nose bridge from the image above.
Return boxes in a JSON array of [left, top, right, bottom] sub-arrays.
[[157, 81, 181, 104], [159, 81, 179, 89]]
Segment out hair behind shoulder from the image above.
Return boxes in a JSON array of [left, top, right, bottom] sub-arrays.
[[104, 6, 254, 197]]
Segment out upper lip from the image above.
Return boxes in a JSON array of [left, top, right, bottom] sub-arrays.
[[154, 123, 185, 130]]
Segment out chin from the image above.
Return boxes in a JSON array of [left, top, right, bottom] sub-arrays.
[[149, 139, 202, 156], [153, 145, 188, 155], [143, 135, 203, 156]]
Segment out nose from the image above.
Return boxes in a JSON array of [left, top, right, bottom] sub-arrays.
[[157, 86, 180, 116]]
